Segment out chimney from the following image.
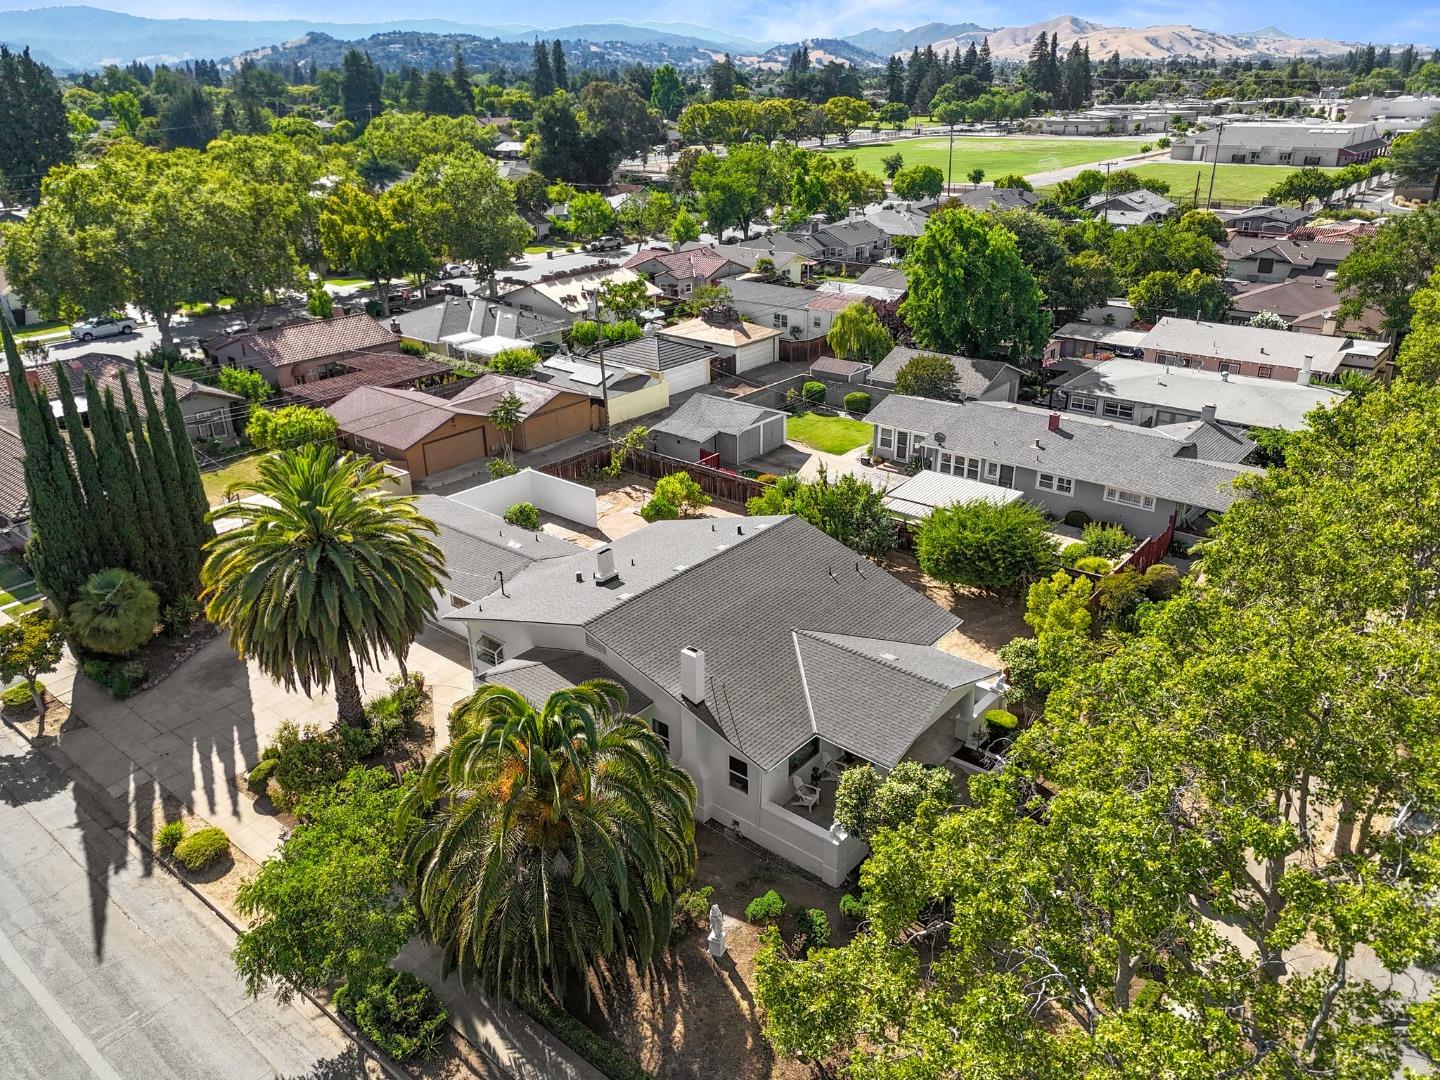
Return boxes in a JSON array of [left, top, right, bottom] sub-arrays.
[[1201, 402, 1217, 422], [1298, 354, 1314, 386], [680, 647, 705, 704], [1047, 412, 1061, 432], [593, 544, 619, 584]]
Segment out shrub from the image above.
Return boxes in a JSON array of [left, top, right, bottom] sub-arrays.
[[246, 405, 338, 451], [69, 567, 159, 656], [1080, 522, 1133, 559], [674, 884, 714, 936], [1, 681, 40, 708], [487, 456, 518, 480], [82, 658, 148, 699], [520, 996, 654, 1080], [364, 672, 429, 748], [1062, 509, 1091, 528], [801, 380, 827, 404], [1060, 542, 1089, 566], [567, 320, 601, 349], [653, 472, 710, 517], [247, 757, 278, 797], [835, 761, 956, 840], [793, 908, 830, 955], [1073, 555, 1114, 575], [216, 366, 273, 404], [488, 347, 540, 377], [1142, 562, 1182, 600], [1095, 570, 1147, 625], [639, 494, 678, 523], [503, 502, 541, 529], [843, 391, 872, 415], [745, 890, 786, 925], [335, 970, 448, 1063], [265, 722, 353, 811], [155, 819, 186, 854], [397, 340, 429, 357], [838, 893, 867, 920], [755, 473, 778, 485], [161, 594, 201, 639], [983, 707, 1019, 731], [172, 826, 230, 871], [916, 499, 1056, 592], [997, 637, 1042, 705]]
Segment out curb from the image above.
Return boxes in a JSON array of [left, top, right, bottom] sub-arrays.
[[1, 711, 412, 1080]]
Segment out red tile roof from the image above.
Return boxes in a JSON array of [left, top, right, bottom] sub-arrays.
[[625, 245, 736, 281]]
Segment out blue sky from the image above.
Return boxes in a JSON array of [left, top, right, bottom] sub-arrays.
[[56, 0, 1432, 46]]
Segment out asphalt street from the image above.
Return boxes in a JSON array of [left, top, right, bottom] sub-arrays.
[[0, 724, 369, 1080]]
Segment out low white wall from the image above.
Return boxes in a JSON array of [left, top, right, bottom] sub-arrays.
[[448, 468, 598, 527]]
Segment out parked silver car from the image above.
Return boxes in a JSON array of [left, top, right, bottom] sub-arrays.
[[70, 314, 136, 341]]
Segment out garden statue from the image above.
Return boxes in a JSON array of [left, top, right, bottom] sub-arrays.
[[707, 903, 727, 959]]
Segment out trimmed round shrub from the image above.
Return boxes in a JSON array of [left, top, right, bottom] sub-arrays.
[[1142, 562, 1182, 600], [1081, 522, 1133, 559], [801, 380, 827, 404], [1095, 570, 1147, 623], [639, 494, 679, 523], [154, 819, 186, 855], [983, 707, 1019, 731], [1072, 555, 1114, 575], [487, 457, 518, 480], [1062, 509, 1091, 528], [172, 826, 230, 871], [335, 971, 448, 1063], [1060, 542, 1089, 566], [503, 502, 541, 530], [843, 391, 872, 415], [745, 889, 785, 925], [1, 682, 40, 708], [246, 757, 278, 797]]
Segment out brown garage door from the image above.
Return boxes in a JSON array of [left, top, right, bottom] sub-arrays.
[[422, 429, 487, 477]]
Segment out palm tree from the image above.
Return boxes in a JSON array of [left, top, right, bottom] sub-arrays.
[[69, 568, 159, 656], [401, 680, 697, 1000], [200, 445, 444, 725]]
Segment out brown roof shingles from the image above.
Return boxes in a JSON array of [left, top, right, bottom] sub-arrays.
[[284, 351, 453, 406], [210, 313, 399, 368]]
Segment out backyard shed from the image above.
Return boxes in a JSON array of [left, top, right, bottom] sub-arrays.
[[649, 394, 787, 468]]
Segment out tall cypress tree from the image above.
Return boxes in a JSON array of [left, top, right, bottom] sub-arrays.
[[101, 387, 163, 585], [120, 375, 186, 600], [532, 41, 554, 97], [134, 364, 198, 596], [85, 377, 147, 579], [159, 369, 213, 547], [551, 40, 568, 92], [51, 366, 119, 568]]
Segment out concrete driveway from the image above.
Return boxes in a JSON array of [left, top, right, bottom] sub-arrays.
[[57, 624, 474, 865]]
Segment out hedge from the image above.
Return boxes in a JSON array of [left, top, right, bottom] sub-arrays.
[[843, 391, 872, 415], [335, 970, 448, 1063], [520, 997, 655, 1080], [745, 889, 785, 925]]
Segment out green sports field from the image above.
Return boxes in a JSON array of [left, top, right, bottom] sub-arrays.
[[825, 136, 1150, 181], [1095, 161, 1342, 205]]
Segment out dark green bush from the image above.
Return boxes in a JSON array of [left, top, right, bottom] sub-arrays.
[[1, 681, 40, 708], [520, 996, 655, 1080], [1060, 542, 1089, 566], [838, 893, 867, 920], [998, 637, 1042, 706], [503, 502, 541, 530], [160, 595, 201, 638], [265, 722, 352, 811], [1062, 509, 1091, 528], [1080, 522, 1133, 559], [745, 889, 785, 925], [793, 907, 830, 954], [843, 391, 872, 415], [1095, 570, 1147, 626], [983, 707, 1019, 732], [173, 826, 230, 871], [1142, 562, 1182, 600], [675, 884, 714, 931], [364, 673, 428, 748], [335, 970, 448, 1063], [82, 658, 148, 699], [155, 819, 186, 855], [801, 380, 826, 403], [246, 757, 278, 797]]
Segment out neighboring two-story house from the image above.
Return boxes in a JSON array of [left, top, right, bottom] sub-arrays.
[[1222, 236, 1352, 283], [865, 395, 1256, 537], [1083, 188, 1177, 226], [623, 246, 747, 299], [726, 280, 869, 362]]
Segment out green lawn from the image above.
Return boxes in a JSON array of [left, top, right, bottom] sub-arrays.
[[0, 559, 33, 591], [787, 412, 873, 454], [0, 581, 41, 607], [202, 454, 266, 504], [14, 321, 66, 340], [825, 136, 1150, 182], [323, 275, 371, 287], [1112, 161, 1341, 205]]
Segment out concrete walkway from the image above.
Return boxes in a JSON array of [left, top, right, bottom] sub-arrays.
[[1025, 146, 1171, 188]]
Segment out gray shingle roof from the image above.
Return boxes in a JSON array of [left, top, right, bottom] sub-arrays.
[[727, 278, 822, 312], [1138, 317, 1376, 374], [856, 266, 907, 291], [415, 494, 581, 603], [944, 188, 1040, 213], [870, 346, 1018, 398], [795, 632, 995, 767], [809, 356, 871, 378], [594, 336, 715, 372], [483, 648, 653, 713], [866, 395, 1256, 510], [391, 298, 566, 345], [1152, 419, 1256, 463], [649, 394, 785, 444]]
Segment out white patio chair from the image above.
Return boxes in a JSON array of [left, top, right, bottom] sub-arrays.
[[790, 774, 821, 813]]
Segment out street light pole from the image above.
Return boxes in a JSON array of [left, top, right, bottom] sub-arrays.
[[1205, 120, 1226, 210], [947, 126, 955, 197]]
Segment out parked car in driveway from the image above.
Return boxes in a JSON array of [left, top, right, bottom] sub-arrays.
[[70, 314, 136, 341]]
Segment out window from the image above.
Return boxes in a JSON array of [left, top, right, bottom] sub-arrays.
[[773, 313, 788, 328], [1278, 152, 1293, 164], [1218, 361, 1241, 375], [652, 719, 671, 752], [1257, 365, 1273, 379], [1101, 400, 1134, 420], [877, 427, 893, 451], [787, 736, 819, 777], [728, 756, 749, 794], [473, 634, 505, 668], [937, 451, 981, 479], [1104, 487, 1156, 511], [1037, 472, 1074, 496], [812, 316, 822, 328], [1303, 155, 1321, 167], [1068, 394, 1097, 414], [1257, 258, 1275, 275], [984, 461, 1001, 481]]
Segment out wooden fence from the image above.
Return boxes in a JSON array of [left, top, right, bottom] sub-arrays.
[[1113, 513, 1178, 576], [540, 443, 769, 506]]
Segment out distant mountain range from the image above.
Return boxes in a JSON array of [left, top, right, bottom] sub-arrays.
[[0, 5, 1420, 73]]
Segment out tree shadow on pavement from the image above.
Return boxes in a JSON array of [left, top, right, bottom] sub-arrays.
[[280, 1045, 375, 1080]]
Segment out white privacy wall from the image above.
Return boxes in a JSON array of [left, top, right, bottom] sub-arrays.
[[448, 468, 598, 526]]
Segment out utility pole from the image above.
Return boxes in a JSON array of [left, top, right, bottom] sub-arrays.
[[946, 125, 955, 197], [1101, 161, 1113, 225], [1204, 121, 1226, 210]]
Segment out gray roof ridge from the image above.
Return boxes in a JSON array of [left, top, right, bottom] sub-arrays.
[[582, 515, 796, 632], [795, 628, 975, 691]]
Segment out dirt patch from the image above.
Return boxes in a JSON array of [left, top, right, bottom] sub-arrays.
[[2, 691, 82, 742], [137, 620, 224, 688], [580, 826, 850, 1080], [885, 552, 1030, 667]]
